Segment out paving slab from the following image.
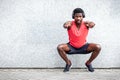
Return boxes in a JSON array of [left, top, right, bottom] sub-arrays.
[[0, 69, 120, 80]]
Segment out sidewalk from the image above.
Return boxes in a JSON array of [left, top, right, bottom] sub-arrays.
[[0, 68, 120, 80]]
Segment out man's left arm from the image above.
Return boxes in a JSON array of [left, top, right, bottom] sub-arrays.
[[84, 21, 95, 28]]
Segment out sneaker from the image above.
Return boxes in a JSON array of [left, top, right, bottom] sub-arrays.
[[85, 63, 94, 72], [63, 64, 72, 72]]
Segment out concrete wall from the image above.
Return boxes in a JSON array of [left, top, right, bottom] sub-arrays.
[[0, 0, 120, 68]]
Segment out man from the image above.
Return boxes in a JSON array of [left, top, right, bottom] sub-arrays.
[[57, 8, 101, 72]]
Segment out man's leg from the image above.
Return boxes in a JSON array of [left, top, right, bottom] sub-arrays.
[[86, 43, 101, 64], [86, 43, 101, 72], [57, 44, 71, 65], [57, 44, 72, 72]]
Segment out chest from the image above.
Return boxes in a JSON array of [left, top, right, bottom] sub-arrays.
[[70, 24, 88, 36]]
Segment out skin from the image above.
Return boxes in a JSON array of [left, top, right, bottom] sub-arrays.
[[57, 13, 101, 66]]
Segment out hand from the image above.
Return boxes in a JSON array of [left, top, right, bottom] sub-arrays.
[[84, 21, 95, 28], [89, 22, 95, 28], [63, 21, 72, 29]]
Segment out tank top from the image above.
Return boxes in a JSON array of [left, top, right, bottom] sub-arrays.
[[68, 21, 89, 48]]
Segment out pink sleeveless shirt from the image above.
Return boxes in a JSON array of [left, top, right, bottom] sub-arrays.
[[68, 21, 89, 48]]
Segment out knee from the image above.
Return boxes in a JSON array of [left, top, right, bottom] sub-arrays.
[[96, 44, 101, 51], [57, 44, 63, 51]]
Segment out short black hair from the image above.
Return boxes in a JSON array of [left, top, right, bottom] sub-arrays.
[[72, 8, 85, 19]]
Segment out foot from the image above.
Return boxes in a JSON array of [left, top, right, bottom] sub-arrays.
[[63, 64, 72, 72], [85, 63, 94, 72]]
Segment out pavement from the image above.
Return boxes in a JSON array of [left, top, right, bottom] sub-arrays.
[[0, 68, 120, 80]]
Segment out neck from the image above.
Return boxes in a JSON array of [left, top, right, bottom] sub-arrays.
[[75, 22, 82, 29]]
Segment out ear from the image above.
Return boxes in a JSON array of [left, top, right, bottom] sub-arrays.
[[82, 12, 85, 18], [72, 12, 74, 19]]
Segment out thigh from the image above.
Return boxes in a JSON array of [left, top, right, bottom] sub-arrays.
[[87, 43, 99, 52], [58, 43, 70, 52]]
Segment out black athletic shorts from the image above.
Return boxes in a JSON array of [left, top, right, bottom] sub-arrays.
[[67, 43, 91, 54]]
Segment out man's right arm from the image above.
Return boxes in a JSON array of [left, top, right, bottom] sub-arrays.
[[63, 21, 72, 29]]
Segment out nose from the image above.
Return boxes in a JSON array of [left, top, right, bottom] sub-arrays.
[[77, 17, 81, 20]]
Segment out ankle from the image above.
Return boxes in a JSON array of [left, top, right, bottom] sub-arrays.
[[86, 61, 91, 65], [67, 60, 71, 65]]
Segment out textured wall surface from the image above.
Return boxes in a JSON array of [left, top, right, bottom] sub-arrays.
[[0, 0, 120, 68]]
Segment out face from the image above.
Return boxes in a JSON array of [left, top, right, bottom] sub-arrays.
[[74, 13, 83, 25]]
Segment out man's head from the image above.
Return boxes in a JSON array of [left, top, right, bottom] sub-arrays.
[[72, 8, 85, 24], [72, 8, 85, 19]]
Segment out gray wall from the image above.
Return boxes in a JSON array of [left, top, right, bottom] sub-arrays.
[[0, 0, 120, 68]]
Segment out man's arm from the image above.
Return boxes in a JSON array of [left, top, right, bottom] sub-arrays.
[[84, 21, 95, 28], [63, 21, 72, 29]]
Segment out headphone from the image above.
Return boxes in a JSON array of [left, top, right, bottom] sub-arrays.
[[72, 8, 85, 19]]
